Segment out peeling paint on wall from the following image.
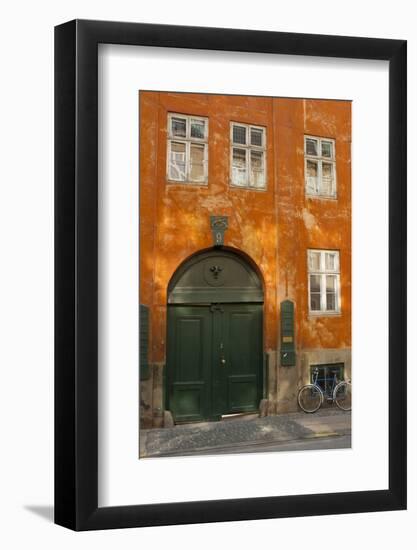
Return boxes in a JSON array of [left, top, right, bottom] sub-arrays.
[[302, 208, 317, 231]]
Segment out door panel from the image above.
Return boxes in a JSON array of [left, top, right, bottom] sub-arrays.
[[167, 306, 211, 422], [167, 303, 263, 422], [229, 375, 258, 411], [228, 311, 253, 375], [176, 317, 204, 381], [170, 383, 205, 420], [223, 304, 263, 413]]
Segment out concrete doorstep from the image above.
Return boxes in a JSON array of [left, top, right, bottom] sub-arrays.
[[139, 409, 351, 458]]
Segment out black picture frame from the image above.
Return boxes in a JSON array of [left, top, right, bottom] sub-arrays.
[[55, 19, 407, 531]]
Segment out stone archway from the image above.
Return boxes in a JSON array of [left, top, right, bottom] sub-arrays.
[[166, 249, 264, 423]]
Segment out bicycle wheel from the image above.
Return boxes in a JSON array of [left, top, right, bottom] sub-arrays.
[[334, 381, 352, 411], [298, 384, 323, 413]]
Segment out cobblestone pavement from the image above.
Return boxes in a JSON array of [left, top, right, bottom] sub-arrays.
[[140, 409, 351, 458]]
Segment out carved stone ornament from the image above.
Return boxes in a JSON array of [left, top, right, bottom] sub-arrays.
[[203, 259, 226, 287], [210, 215, 228, 246]]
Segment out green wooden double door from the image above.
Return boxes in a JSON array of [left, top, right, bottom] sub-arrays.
[[167, 303, 263, 423]]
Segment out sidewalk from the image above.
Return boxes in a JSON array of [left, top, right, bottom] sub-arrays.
[[140, 409, 351, 458]]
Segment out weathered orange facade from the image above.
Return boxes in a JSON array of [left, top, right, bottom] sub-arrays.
[[140, 91, 351, 428]]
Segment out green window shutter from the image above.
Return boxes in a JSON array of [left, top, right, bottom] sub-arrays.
[[140, 304, 150, 380], [280, 300, 296, 366]]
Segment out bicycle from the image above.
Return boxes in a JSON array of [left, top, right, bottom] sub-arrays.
[[298, 368, 351, 413]]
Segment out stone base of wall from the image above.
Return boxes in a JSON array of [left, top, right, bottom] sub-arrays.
[[276, 347, 351, 414], [139, 371, 153, 429], [276, 361, 300, 414], [139, 363, 165, 430], [139, 348, 352, 427]]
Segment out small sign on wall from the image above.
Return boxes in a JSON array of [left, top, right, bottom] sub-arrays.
[[280, 300, 296, 366]]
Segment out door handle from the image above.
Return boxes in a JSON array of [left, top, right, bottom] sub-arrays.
[[220, 342, 226, 365]]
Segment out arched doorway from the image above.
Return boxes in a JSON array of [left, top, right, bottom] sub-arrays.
[[166, 249, 264, 423]]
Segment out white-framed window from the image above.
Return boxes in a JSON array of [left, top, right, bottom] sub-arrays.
[[307, 249, 341, 314], [167, 113, 208, 184], [230, 123, 266, 189], [304, 136, 336, 197]]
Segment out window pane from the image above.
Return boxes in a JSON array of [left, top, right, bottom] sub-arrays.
[[326, 275, 336, 291], [190, 144, 205, 181], [233, 148, 246, 166], [321, 162, 334, 195], [250, 150, 265, 188], [250, 127, 263, 147], [306, 160, 318, 176], [171, 117, 186, 137], [310, 274, 321, 293], [190, 119, 206, 139], [321, 140, 333, 158], [306, 160, 318, 193], [169, 142, 186, 181], [310, 293, 321, 311], [251, 150, 263, 170], [232, 148, 247, 186], [306, 138, 318, 156], [326, 292, 336, 311], [326, 275, 337, 310], [233, 125, 246, 145], [312, 365, 343, 392], [309, 251, 321, 271], [325, 253, 337, 271]]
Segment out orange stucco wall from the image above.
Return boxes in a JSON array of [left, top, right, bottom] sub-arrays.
[[139, 92, 351, 367]]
